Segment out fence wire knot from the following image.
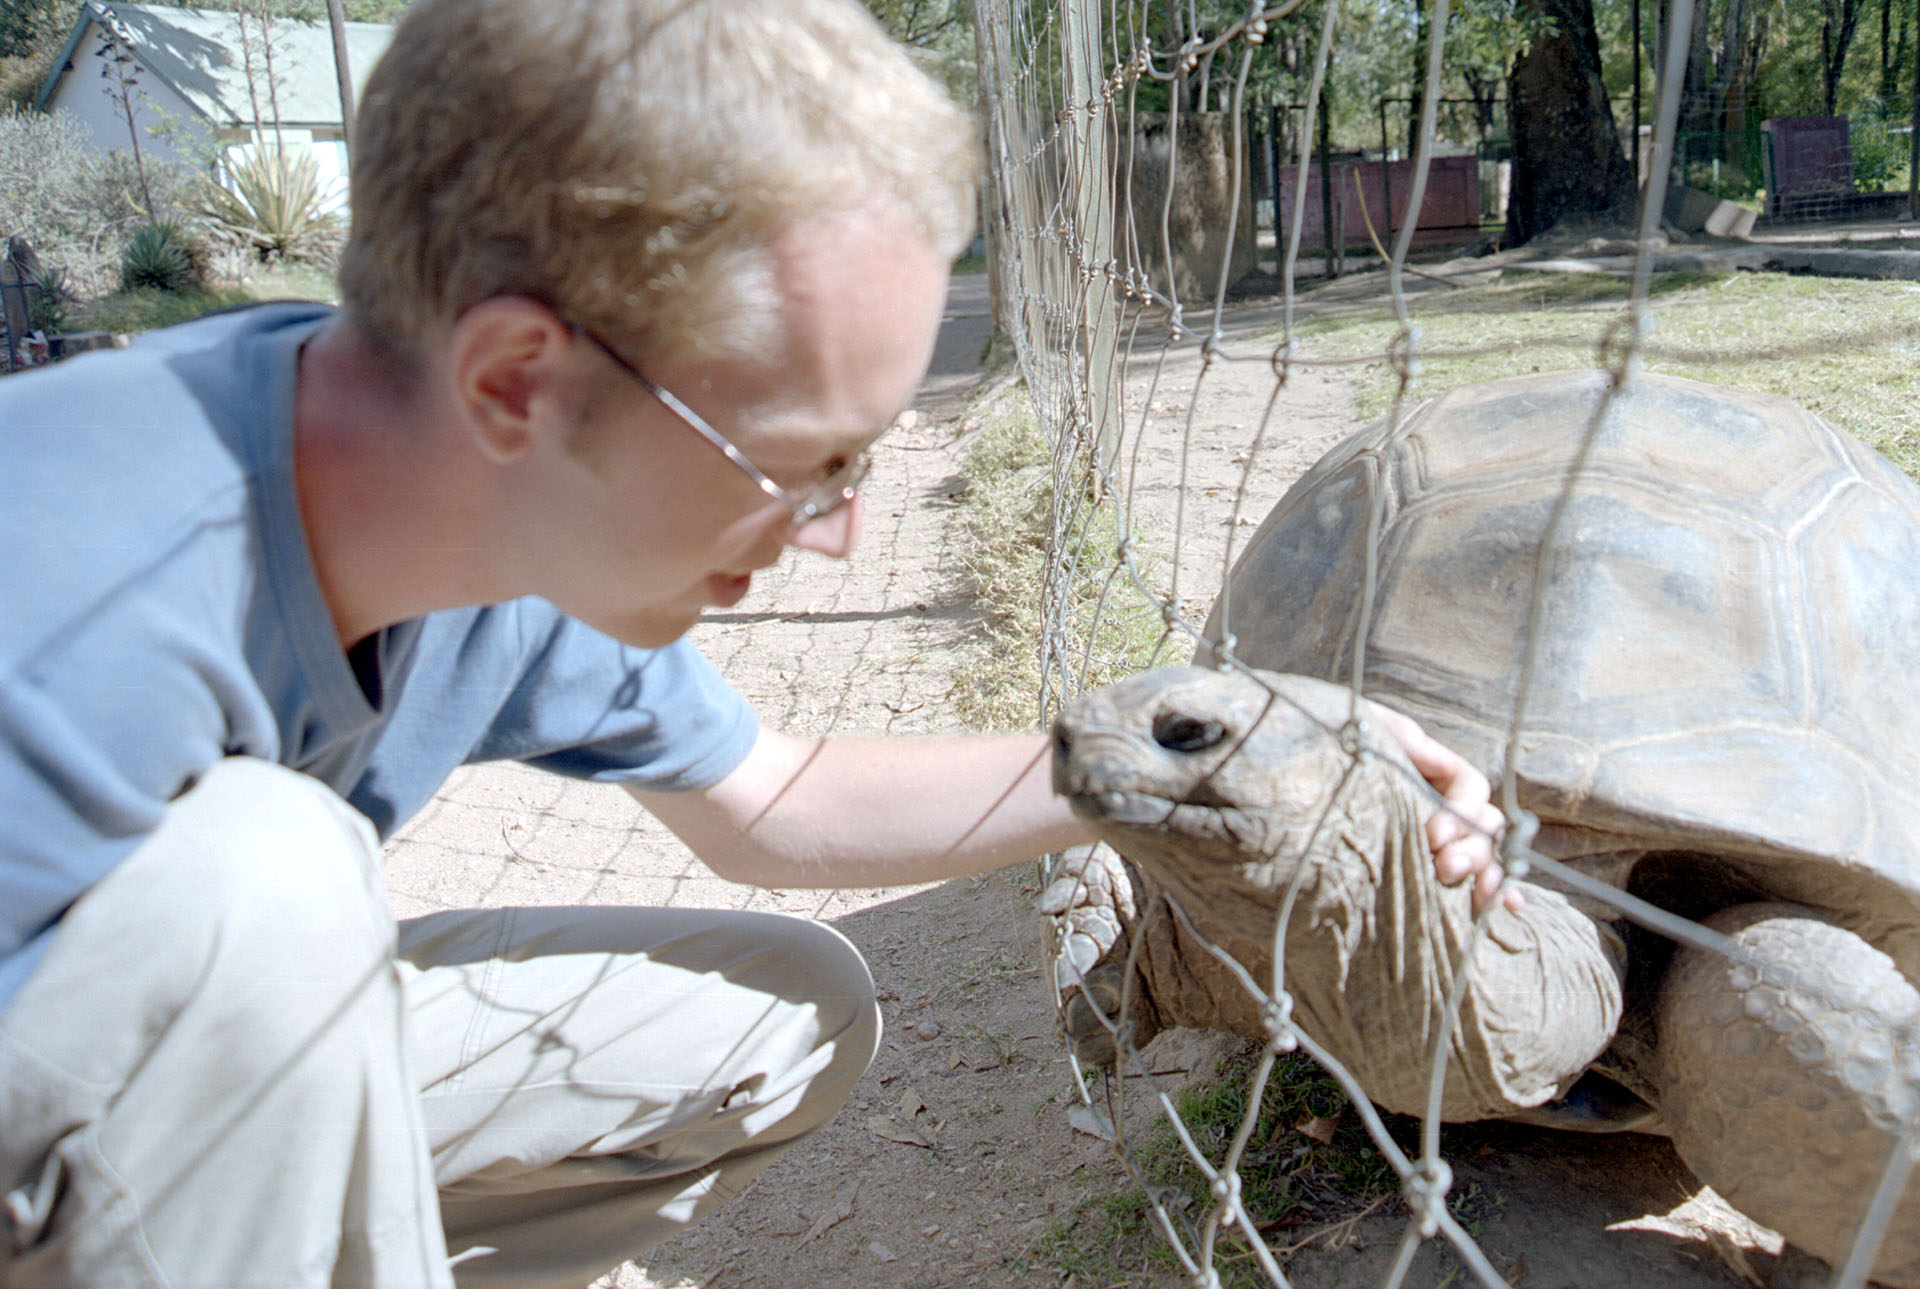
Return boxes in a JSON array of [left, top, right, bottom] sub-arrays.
[[1596, 311, 1652, 378], [1262, 995, 1297, 1050], [1499, 809, 1540, 874], [1404, 1157, 1453, 1238], [1386, 325, 1423, 385]]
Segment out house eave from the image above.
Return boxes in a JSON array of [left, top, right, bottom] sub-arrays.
[[33, 0, 223, 126]]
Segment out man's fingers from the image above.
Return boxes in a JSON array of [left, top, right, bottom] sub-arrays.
[[1364, 698, 1518, 911]]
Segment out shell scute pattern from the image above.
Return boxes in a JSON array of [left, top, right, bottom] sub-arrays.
[[1216, 369, 1920, 951]]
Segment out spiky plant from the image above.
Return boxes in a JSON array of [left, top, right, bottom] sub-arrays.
[[118, 220, 205, 292], [198, 146, 338, 262]]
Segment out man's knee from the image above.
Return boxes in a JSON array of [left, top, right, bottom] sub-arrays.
[[766, 915, 880, 1081], [7, 758, 400, 1090], [124, 757, 390, 960]]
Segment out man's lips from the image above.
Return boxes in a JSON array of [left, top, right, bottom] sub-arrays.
[[707, 572, 753, 607]]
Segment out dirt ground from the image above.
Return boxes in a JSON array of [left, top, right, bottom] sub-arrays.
[[381, 260, 1805, 1289]]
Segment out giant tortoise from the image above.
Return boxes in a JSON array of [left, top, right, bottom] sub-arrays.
[[1047, 369, 1920, 1281]]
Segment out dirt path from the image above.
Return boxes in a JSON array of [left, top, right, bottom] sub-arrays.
[[383, 267, 1779, 1289]]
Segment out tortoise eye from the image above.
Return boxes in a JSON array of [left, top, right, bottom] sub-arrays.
[[1152, 711, 1226, 753]]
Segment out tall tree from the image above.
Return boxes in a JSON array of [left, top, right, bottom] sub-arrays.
[[1503, 0, 1638, 244], [1823, 0, 1867, 112], [1668, 0, 1777, 180]]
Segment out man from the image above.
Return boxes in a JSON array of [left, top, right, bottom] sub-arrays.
[[0, 0, 1504, 1285]]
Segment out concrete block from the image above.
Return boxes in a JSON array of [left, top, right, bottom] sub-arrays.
[[1704, 200, 1756, 239]]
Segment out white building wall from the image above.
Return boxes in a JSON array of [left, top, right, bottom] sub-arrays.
[[43, 15, 358, 217], [42, 19, 216, 169], [221, 131, 352, 216]]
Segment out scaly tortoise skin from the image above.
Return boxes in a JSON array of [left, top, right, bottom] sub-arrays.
[[1049, 370, 1920, 1282]]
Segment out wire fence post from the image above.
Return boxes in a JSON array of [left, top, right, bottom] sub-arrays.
[[1064, 0, 1120, 477], [1379, 97, 1395, 248], [1319, 85, 1337, 279]]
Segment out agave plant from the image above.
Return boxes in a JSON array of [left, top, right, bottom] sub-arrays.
[[198, 145, 339, 261], [119, 220, 206, 293]]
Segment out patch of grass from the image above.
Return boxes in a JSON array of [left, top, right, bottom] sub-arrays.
[[1288, 269, 1920, 480], [75, 284, 260, 334], [1025, 1190, 1164, 1285], [224, 258, 339, 303], [73, 260, 338, 337], [952, 384, 1057, 729], [1029, 1044, 1508, 1287], [959, 1023, 1025, 1068], [953, 380, 1169, 730]]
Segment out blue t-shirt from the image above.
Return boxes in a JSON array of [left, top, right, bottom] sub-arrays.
[[0, 303, 760, 1012]]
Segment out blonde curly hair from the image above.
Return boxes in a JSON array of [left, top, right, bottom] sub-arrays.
[[338, 0, 978, 366]]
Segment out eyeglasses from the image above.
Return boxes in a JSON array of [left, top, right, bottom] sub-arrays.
[[573, 324, 870, 526]]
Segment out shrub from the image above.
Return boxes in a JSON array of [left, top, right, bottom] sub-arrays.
[[198, 144, 340, 263], [119, 220, 207, 292], [1, 106, 201, 296], [1851, 110, 1909, 192]]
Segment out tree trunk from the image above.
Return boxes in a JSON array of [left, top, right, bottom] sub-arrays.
[[1883, 0, 1895, 103], [326, 0, 355, 155], [1502, 0, 1637, 247], [1824, 0, 1864, 116]]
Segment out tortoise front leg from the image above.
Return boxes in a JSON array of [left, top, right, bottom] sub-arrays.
[[1140, 783, 1629, 1124]]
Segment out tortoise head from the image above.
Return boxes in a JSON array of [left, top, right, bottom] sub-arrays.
[[1052, 666, 1419, 888]]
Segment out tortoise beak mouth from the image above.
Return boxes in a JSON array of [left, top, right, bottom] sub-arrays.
[[1067, 787, 1177, 827]]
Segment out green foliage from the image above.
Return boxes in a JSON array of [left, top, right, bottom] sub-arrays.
[[1850, 107, 1911, 188], [77, 283, 255, 334], [0, 0, 74, 61], [197, 145, 339, 262], [119, 220, 207, 292], [0, 107, 201, 296], [1, 0, 76, 107], [78, 258, 334, 335], [862, 0, 976, 100], [344, 0, 410, 19]]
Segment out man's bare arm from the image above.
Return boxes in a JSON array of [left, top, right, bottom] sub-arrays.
[[628, 729, 1094, 889], [630, 710, 1507, 903]]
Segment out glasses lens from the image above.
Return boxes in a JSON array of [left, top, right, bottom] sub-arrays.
[[796, 454, 871, 522]]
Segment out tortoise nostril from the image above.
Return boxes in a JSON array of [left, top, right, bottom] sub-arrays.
[[1152, 711, 1227, 753], [1053, 724, 1073, 760]]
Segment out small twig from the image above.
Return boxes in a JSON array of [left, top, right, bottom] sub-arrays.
[[1274, 1192, 1391, 1256]]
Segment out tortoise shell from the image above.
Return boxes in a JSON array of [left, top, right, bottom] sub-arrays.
[[1206, 369, 1920, 977]]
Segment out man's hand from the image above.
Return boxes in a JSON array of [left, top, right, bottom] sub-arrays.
[[1362, 701, 1515, 912]]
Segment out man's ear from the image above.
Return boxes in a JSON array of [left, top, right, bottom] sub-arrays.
[[450, 298, 575, 465]]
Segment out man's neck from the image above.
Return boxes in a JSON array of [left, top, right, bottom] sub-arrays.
[[292, 317, 512, 648]]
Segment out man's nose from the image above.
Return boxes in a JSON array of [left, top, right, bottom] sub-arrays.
[[786, 494, 862, 558]]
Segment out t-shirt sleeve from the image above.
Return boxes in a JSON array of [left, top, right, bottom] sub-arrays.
[[345, 601, 759, 836], [469, 608, 759, 790]]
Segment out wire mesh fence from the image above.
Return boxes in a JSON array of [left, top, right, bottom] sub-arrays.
[[973, 0, 1920, 1284]]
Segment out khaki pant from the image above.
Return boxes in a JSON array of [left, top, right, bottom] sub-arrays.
[[0, 759, 879, 1289]]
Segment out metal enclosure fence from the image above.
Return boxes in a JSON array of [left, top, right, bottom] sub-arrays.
[[970, 0, 1920, 1285]]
